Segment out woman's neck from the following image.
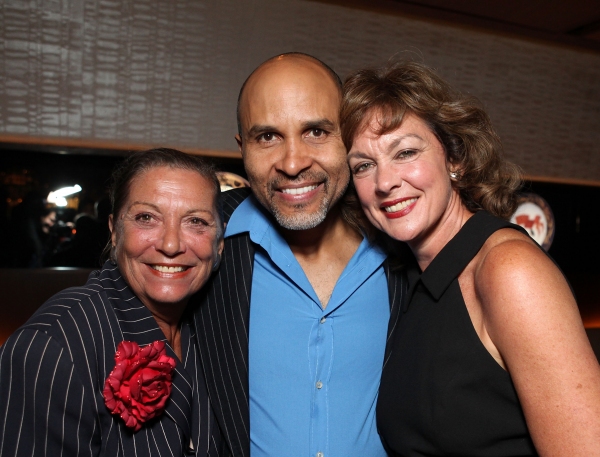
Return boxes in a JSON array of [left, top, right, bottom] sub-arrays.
[[410, 198, 473, 272], [148, 303, 187, 361]]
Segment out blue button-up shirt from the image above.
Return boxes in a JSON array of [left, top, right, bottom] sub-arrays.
[[225, 196, 389, 457]]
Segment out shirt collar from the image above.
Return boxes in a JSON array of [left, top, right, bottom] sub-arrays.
[[224, 194, 275, 244], [225, 193, 387, 268]]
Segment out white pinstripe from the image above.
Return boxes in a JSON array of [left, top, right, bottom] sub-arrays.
[[44, 345, 63, 457], [31, 335, 51, 457], [0, 329, 22, 457], [76, 388, 85, 457], [60, 365, 75, 457], [14, 332, 35, 454]]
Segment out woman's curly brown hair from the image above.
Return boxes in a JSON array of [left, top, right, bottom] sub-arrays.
[[340, 61, 521, 219]]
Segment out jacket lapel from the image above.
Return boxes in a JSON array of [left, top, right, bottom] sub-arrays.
[[194, 188, 253, 457], [101, 265, 193, 441]]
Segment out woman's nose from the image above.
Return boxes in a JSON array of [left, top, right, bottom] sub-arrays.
[[375, 165, 402, 195], [157, 222, 184, 256]]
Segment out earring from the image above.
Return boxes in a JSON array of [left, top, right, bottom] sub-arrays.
[[449, 171, 459, 181]]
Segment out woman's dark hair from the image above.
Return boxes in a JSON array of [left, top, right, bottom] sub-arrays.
[[102, 148, 223, 262], [340, 61, 521, 219]]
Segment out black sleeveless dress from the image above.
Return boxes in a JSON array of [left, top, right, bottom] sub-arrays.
[[377, 211, 538, 456]]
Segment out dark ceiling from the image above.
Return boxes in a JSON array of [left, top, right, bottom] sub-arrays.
[[318, 0, 600, 52], [398, 0, 600, 38]]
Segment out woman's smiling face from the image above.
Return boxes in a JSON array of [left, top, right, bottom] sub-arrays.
[[110, 166, 223, 313], [348, 112, 459, 249]]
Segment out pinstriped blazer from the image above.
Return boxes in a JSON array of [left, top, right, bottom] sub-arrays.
[[194, 188, 406, 457], [0, 262, 225, 456]]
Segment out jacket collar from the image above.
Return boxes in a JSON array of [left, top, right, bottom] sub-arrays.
[[98, 262, 196, 442]]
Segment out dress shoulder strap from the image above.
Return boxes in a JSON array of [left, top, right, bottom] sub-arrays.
[[418, 211, 528, 301]]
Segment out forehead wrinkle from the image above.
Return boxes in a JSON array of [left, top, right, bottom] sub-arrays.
[[347, 149, 370, 160], [127, 199, 215, 215], [127, 201, 160, 212], [348, 131, 425, 160]]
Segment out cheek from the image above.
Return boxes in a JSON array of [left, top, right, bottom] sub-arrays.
[[117, 228, 154, 260], [243, 154, 268, 184], [326, 148, 350, 175], [401, 163, 441, 195], [338, 161, 351, 184], [188, 234, 219, 260], [352, 176, 377, 206]]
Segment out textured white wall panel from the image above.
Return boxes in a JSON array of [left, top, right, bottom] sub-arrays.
[[1, 0, 599, 180]]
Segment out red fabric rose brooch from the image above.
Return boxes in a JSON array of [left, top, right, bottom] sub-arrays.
[[103, 341, 176, 431]]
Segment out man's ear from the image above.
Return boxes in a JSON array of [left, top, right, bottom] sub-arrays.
[[235, 134, 243, 154]]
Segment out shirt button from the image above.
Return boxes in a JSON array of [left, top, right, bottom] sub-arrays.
[[317, 453, 324, 457], [316, 381, 323, 389], [320, 317, 326, 324]]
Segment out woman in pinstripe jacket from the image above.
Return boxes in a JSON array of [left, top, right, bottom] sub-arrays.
[[0, 148, 227, 456]]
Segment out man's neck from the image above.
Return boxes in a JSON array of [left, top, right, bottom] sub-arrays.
[[279, 206, 360, 254], [279, 206, 363, 308]]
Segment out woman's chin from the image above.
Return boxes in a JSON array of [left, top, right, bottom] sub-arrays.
[[139, 285, 197, 313], [372, 218, 418, 244]]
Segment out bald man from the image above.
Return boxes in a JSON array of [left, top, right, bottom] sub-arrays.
[[194, 53, 404, 457]]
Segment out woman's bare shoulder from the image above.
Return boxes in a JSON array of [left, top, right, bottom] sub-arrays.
[[471, 226, 600, 455]]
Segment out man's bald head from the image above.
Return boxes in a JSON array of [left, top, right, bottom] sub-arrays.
[[236, 52, 342, 136]]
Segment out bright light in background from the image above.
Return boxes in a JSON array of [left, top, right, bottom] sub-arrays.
[[47, 184, 82, 207]]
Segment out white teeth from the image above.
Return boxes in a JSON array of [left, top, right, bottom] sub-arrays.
[[384, 198, 417, 213], [152, 265, 187, 273], [281, 185, 318, 195]]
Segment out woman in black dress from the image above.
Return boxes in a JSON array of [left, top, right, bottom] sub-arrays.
[[341, 61, 600, 456]]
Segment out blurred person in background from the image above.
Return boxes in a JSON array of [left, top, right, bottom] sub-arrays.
[[49, 212, 106, 267], [8, 192, 58, 267]]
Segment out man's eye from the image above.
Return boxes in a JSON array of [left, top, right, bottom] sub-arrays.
[[258, 133, 276, 142], [308, 128, 326, 138]]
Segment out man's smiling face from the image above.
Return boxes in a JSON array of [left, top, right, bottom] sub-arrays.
[[236, 56, 349, 230]]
